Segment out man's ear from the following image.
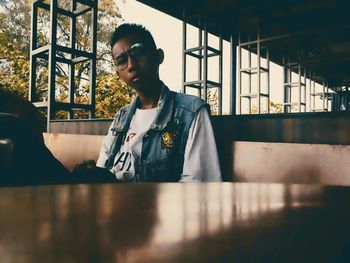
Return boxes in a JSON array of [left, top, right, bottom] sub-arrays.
[[157, 48, 164, 64]]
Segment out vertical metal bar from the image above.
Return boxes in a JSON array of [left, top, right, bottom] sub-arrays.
[[304, 67, 306, 112], [310, 77, 313, 112], [310, 77, 314, 112], [312, 79, 315, 112], [298, 62, 301, 112], [47, 0, 58, 132], [325, 81, 329, 111], [89, 0, 97, 118], [282, 56, 285, 113], [306, 71, 308, 112], [198, 17, 202, 98], [69, 0, 77, 119], [237, 31, 241, 114], [283, 56, 289, 113], [322, 79, 325, 110], [308, 74, 311, 112], [203, 22, 208, 102], [310, 77, 315, 112], [182, 8, 187, 94], [288, 64, 292, 112], [309, 74, 312, 112], [266, 47, 270, 113], [230, 32, 237, 115], [347, 82, 349, 111], [257, 26, 261, 114], [29, 2, 38, 103], [305, 72, 311, 112], [248, 37, 251, 113], [289, 66, 292, 112], [218, 29, 223, 115]]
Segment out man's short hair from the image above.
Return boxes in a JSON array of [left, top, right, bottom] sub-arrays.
[[110, 23, 157, 50]]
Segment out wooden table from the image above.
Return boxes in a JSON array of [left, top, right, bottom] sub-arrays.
[[1, 182, 350, 262]]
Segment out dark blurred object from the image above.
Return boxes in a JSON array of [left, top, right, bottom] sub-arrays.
[[0, 138, 14, 174], [72, 159, 118, 183], [0, 88, 45, 143], [0, 113, 71, 186], [331, 91, 350, 111]]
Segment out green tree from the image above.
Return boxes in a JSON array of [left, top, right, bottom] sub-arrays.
[[0, 0, 31, 98], [250, 100, 284, 114], [207, 88, 219, 115], [0, 0, 134, 119]]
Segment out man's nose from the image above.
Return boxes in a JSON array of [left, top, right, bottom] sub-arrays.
[[126, 54, 138, 72]]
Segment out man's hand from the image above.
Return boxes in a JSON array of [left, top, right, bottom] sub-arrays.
[[72, 160, 119, 183]]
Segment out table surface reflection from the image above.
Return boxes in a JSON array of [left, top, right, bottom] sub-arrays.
[[1, 182, 350, 262]]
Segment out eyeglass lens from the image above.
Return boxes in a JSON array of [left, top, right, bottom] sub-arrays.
[[115, 43, 144, 71]]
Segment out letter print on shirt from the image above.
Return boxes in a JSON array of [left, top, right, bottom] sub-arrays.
[[111, 107, 158, 181]]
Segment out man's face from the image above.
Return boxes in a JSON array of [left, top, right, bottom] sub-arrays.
[[112, 33, 160, 91]]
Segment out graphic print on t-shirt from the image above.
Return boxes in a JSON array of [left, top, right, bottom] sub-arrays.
[[114, 152, 133, 172], [125, 133, 136, 142], [111, 107, 158, 181]]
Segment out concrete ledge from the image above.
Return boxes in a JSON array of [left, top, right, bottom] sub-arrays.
[[233, 141, 350, 186], [44, 133, 104, 172]]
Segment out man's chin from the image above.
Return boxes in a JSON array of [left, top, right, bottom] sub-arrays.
[[127, 77, 159, 93], [129, 79, 144, 90]]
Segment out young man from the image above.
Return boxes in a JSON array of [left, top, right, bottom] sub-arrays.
[[97, 23, 221, 182]]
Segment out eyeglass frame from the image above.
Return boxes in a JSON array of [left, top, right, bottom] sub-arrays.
[[113, 42, 147, 71]]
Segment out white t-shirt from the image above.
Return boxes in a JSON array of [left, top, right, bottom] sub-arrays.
[[97, 107, 221, 182], [110, 107, 158, 181]]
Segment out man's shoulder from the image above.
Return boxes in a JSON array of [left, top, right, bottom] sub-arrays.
[[112, 103, 132, 121], [119, 103, 131, 112], [172, 91, 207, 112]]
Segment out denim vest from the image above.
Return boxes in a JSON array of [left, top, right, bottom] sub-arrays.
[[105, 84, 208, 182]]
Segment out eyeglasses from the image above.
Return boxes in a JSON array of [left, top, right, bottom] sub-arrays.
[[113, 42, 145, 71]]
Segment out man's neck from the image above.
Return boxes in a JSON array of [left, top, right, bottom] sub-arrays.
[[137, 80, 162, 109]]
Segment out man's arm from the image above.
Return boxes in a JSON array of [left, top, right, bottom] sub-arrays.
[[180, 107, 222, 182], [96, 120, 116, 168]]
